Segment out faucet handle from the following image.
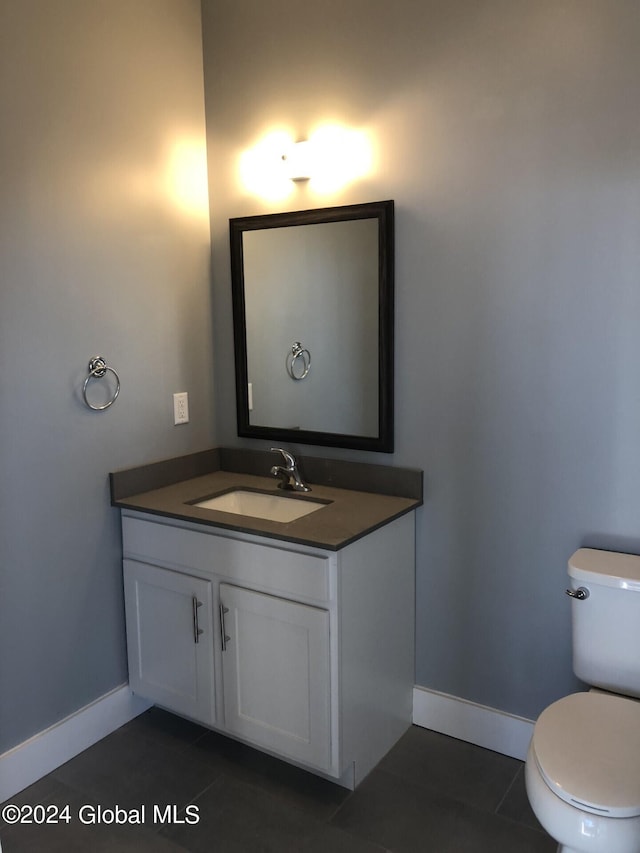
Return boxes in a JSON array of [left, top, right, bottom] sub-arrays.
[[270, 447, 296, 468]]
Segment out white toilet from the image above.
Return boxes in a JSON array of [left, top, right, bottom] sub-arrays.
[[525, 548, 640, 853]]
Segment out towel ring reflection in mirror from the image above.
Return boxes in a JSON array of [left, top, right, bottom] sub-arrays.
[[82, 356, 120, 410], [286, 342, 311, 380]]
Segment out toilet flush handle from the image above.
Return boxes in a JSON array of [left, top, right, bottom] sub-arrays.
[[566, 586, 589, 600]]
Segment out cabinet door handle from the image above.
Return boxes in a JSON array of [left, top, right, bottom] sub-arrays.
[[219, 603, 230, 651], [192, 597, 204, 644]]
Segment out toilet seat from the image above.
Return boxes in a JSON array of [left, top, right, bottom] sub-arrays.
[[532, 692, 640, 818]]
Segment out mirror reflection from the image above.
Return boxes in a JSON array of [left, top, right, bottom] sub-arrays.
[[230, 200, 394, 452]]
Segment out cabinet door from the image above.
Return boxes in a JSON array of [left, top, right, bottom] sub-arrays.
[[124, 559, 215, 726], [220, 584, 331, 771]]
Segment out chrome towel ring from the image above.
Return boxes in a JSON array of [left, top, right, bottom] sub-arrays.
[[82, 356, 120, 410], [286, 341, 311, 380]]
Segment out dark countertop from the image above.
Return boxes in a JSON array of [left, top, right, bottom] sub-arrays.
[[111, 448, 422, 551]]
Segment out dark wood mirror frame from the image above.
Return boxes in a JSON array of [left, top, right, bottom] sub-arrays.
[[230, 199, 394, 452]]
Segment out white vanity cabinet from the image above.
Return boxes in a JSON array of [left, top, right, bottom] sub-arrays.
[[123, 560, 216, 726], [220, 583, 332, 771], [120, 508, 415, 788]]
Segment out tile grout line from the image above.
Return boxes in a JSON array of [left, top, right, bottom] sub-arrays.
[[324, 788, 356, 824], [493, 765, 522, 816]]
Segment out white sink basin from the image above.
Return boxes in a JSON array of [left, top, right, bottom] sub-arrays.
[[193, 490, 326, 523]]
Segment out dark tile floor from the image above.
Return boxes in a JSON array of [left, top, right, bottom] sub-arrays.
[[1, 709, 555, 852]]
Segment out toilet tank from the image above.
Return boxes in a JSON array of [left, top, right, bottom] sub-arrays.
[[568, 548, 640, 698]]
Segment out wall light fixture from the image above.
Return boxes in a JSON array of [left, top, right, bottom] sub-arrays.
[[281, 140, 313, 181], [238, 124, 373, 199]]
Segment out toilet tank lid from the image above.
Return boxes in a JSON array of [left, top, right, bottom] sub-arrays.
[[568, 548, 640, 591]]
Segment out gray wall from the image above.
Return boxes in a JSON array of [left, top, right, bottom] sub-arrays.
[[0, 0, 214, 753], [202, 0, 640, 720]]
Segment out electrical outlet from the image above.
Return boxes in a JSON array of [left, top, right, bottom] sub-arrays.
[[173, 392, 189, 425]]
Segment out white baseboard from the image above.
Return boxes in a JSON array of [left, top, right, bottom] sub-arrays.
[[0, 683, 534, 803], [413, 685, 534, 761], [0, 685, 151, 803]]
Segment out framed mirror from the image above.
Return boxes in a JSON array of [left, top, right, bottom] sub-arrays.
[[230, 200, 394, 452]]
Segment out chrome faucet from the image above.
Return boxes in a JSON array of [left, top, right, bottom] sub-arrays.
[[269, 448, 311, 492]]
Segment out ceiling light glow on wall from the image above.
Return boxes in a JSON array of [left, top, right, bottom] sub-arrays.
[[306, 126, 373, 193], [165, 138, 210, 220], [239, 130, 296, 201]]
